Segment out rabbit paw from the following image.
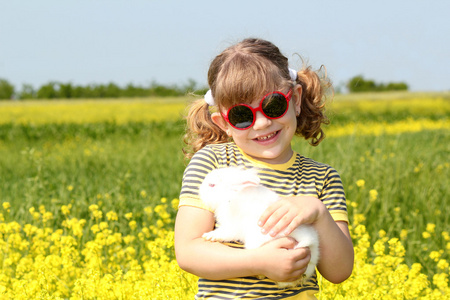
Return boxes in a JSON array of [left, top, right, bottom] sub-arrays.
[[276, 274, 306, 289], [202, 230, 225, 242]]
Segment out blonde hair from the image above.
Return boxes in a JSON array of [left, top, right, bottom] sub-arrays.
[[183, 38, 331, 159]]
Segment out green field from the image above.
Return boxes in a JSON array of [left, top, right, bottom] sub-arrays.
[[0, 92, 449, 298]]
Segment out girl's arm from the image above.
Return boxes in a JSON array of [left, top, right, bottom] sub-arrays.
[[258, 196, 354, 283], [174, 205, 312, 282]]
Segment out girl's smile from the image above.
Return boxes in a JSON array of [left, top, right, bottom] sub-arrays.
[[253, 130, 280, 143]]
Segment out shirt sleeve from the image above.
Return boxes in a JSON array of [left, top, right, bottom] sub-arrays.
[[320, 167, 349, 224], [178, 147, 218, 211]]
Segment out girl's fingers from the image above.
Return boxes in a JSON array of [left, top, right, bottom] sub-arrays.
[[269, 236, 297, 249], [264, 210, 302, 237], [258, 202, 281, 227], [282, 215, 303, 236], [260, 206, 289, 236]]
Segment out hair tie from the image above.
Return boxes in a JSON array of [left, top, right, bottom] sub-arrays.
[[204, 89, 215, 106], [204, 68, 298, 106], [289, 68, 298, 81]]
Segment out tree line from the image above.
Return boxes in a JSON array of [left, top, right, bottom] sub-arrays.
[[346, 75, 408, 93], [0, 75, 408, 100], [0, 78, 208, 100]]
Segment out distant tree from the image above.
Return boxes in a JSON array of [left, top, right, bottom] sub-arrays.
[[0, 78, 15, 100], [105, 82, 121, 98], [71, 85, 86, 98], [19, 84, 36, 99], [124, 83, 149, 97], [149, 81, 183, 97], [58, 83, 73, 98], [347, 75, 408, 93], [347, 75, 376, 93], [386, 82, 409, 91], [37, 82, 60, 99]]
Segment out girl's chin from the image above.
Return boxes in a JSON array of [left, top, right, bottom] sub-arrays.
[[249, 148, 294, 165]]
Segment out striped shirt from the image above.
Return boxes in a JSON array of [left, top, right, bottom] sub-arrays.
[[179, 142, 348, 299]]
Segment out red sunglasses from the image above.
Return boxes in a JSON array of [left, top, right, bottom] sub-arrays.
[[222, 90, 292, 130]]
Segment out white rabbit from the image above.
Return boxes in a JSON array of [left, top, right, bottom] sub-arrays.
[[199, 167, 320, 288]]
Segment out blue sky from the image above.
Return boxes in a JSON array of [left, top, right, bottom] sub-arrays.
[[1, 0, 449, 92]]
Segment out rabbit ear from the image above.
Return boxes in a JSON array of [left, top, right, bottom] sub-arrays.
[[237, 180, 259, 190], [230, 168, 260, 191], [244, 168, 261, 185]]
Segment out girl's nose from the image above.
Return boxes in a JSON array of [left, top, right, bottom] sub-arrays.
[[252, 111, 272, 130]]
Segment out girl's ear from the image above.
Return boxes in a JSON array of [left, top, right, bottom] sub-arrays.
[[293, 84, 302, 116], [211, 112, 231, 135]]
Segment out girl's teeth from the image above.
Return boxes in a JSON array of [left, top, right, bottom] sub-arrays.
[[257, 132, 276, 140]]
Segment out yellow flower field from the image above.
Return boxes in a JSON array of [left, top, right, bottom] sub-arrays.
[[0, 199, 448, 299], [0, 98, 188, 125]]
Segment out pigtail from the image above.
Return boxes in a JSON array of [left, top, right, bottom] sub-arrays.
[[295, 65, 332, 146], [183, 99, 230, 159]]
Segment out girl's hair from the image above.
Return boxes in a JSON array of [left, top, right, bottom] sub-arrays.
[[183, 38, 331, 159]]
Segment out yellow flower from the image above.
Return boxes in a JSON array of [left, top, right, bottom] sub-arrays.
[[92, 210, 103, 219], [156, 220, 164, 228], [356, 179, 365, 188], [2, 202, 11, 210], [129, 221, 137, 231], [125, 213, 133, 220], [91, 224, 100, 234], [373, 239, 385, 256], [99, 222, 109, 231], [106, 211, 118, 221], [369, 189, 378, 202], [171, 199, 179, 210], [442, 231, 450, 241], [400, 229, 408, 240], [437, 259, 449, 270], [67, 185, 74, 191], [42, 212, 53, 223], [422, 232, 431, 239], [426, 223, 436, 233], [32, 212, 40, 221], [432, 273, 449, 291], [61, 204, 72, 216], [429, 251, 441, 262]]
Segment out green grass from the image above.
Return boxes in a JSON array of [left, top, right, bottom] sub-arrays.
[[0, 94, 449, 279]]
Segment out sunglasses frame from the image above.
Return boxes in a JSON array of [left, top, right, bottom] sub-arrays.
[[221, 89, 293, 130]]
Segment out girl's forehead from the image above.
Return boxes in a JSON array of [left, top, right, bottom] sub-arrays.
[[214, 58, 288, 104], [217, 81, 290, 109]]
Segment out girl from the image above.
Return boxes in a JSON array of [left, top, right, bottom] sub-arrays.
[[175, 38, 354, 299]]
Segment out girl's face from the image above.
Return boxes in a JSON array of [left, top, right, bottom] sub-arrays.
[[212, 85, 302, 165]]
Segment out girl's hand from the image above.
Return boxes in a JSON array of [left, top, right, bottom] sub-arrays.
[[253, 237, 311, 282], [258, 196, 326, 237]]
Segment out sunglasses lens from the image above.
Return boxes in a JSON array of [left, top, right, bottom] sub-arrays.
[[262, 93, 288, 118], [228, 105, 254, 129]]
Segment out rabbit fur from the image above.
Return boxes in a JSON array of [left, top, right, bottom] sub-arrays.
[[199, 167, 319, 288]]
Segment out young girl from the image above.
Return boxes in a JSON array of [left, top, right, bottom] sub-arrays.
[[175, 38, 354, 299]]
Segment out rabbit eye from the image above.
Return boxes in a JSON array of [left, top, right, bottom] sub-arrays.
[[208, 183, 215, 187]]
